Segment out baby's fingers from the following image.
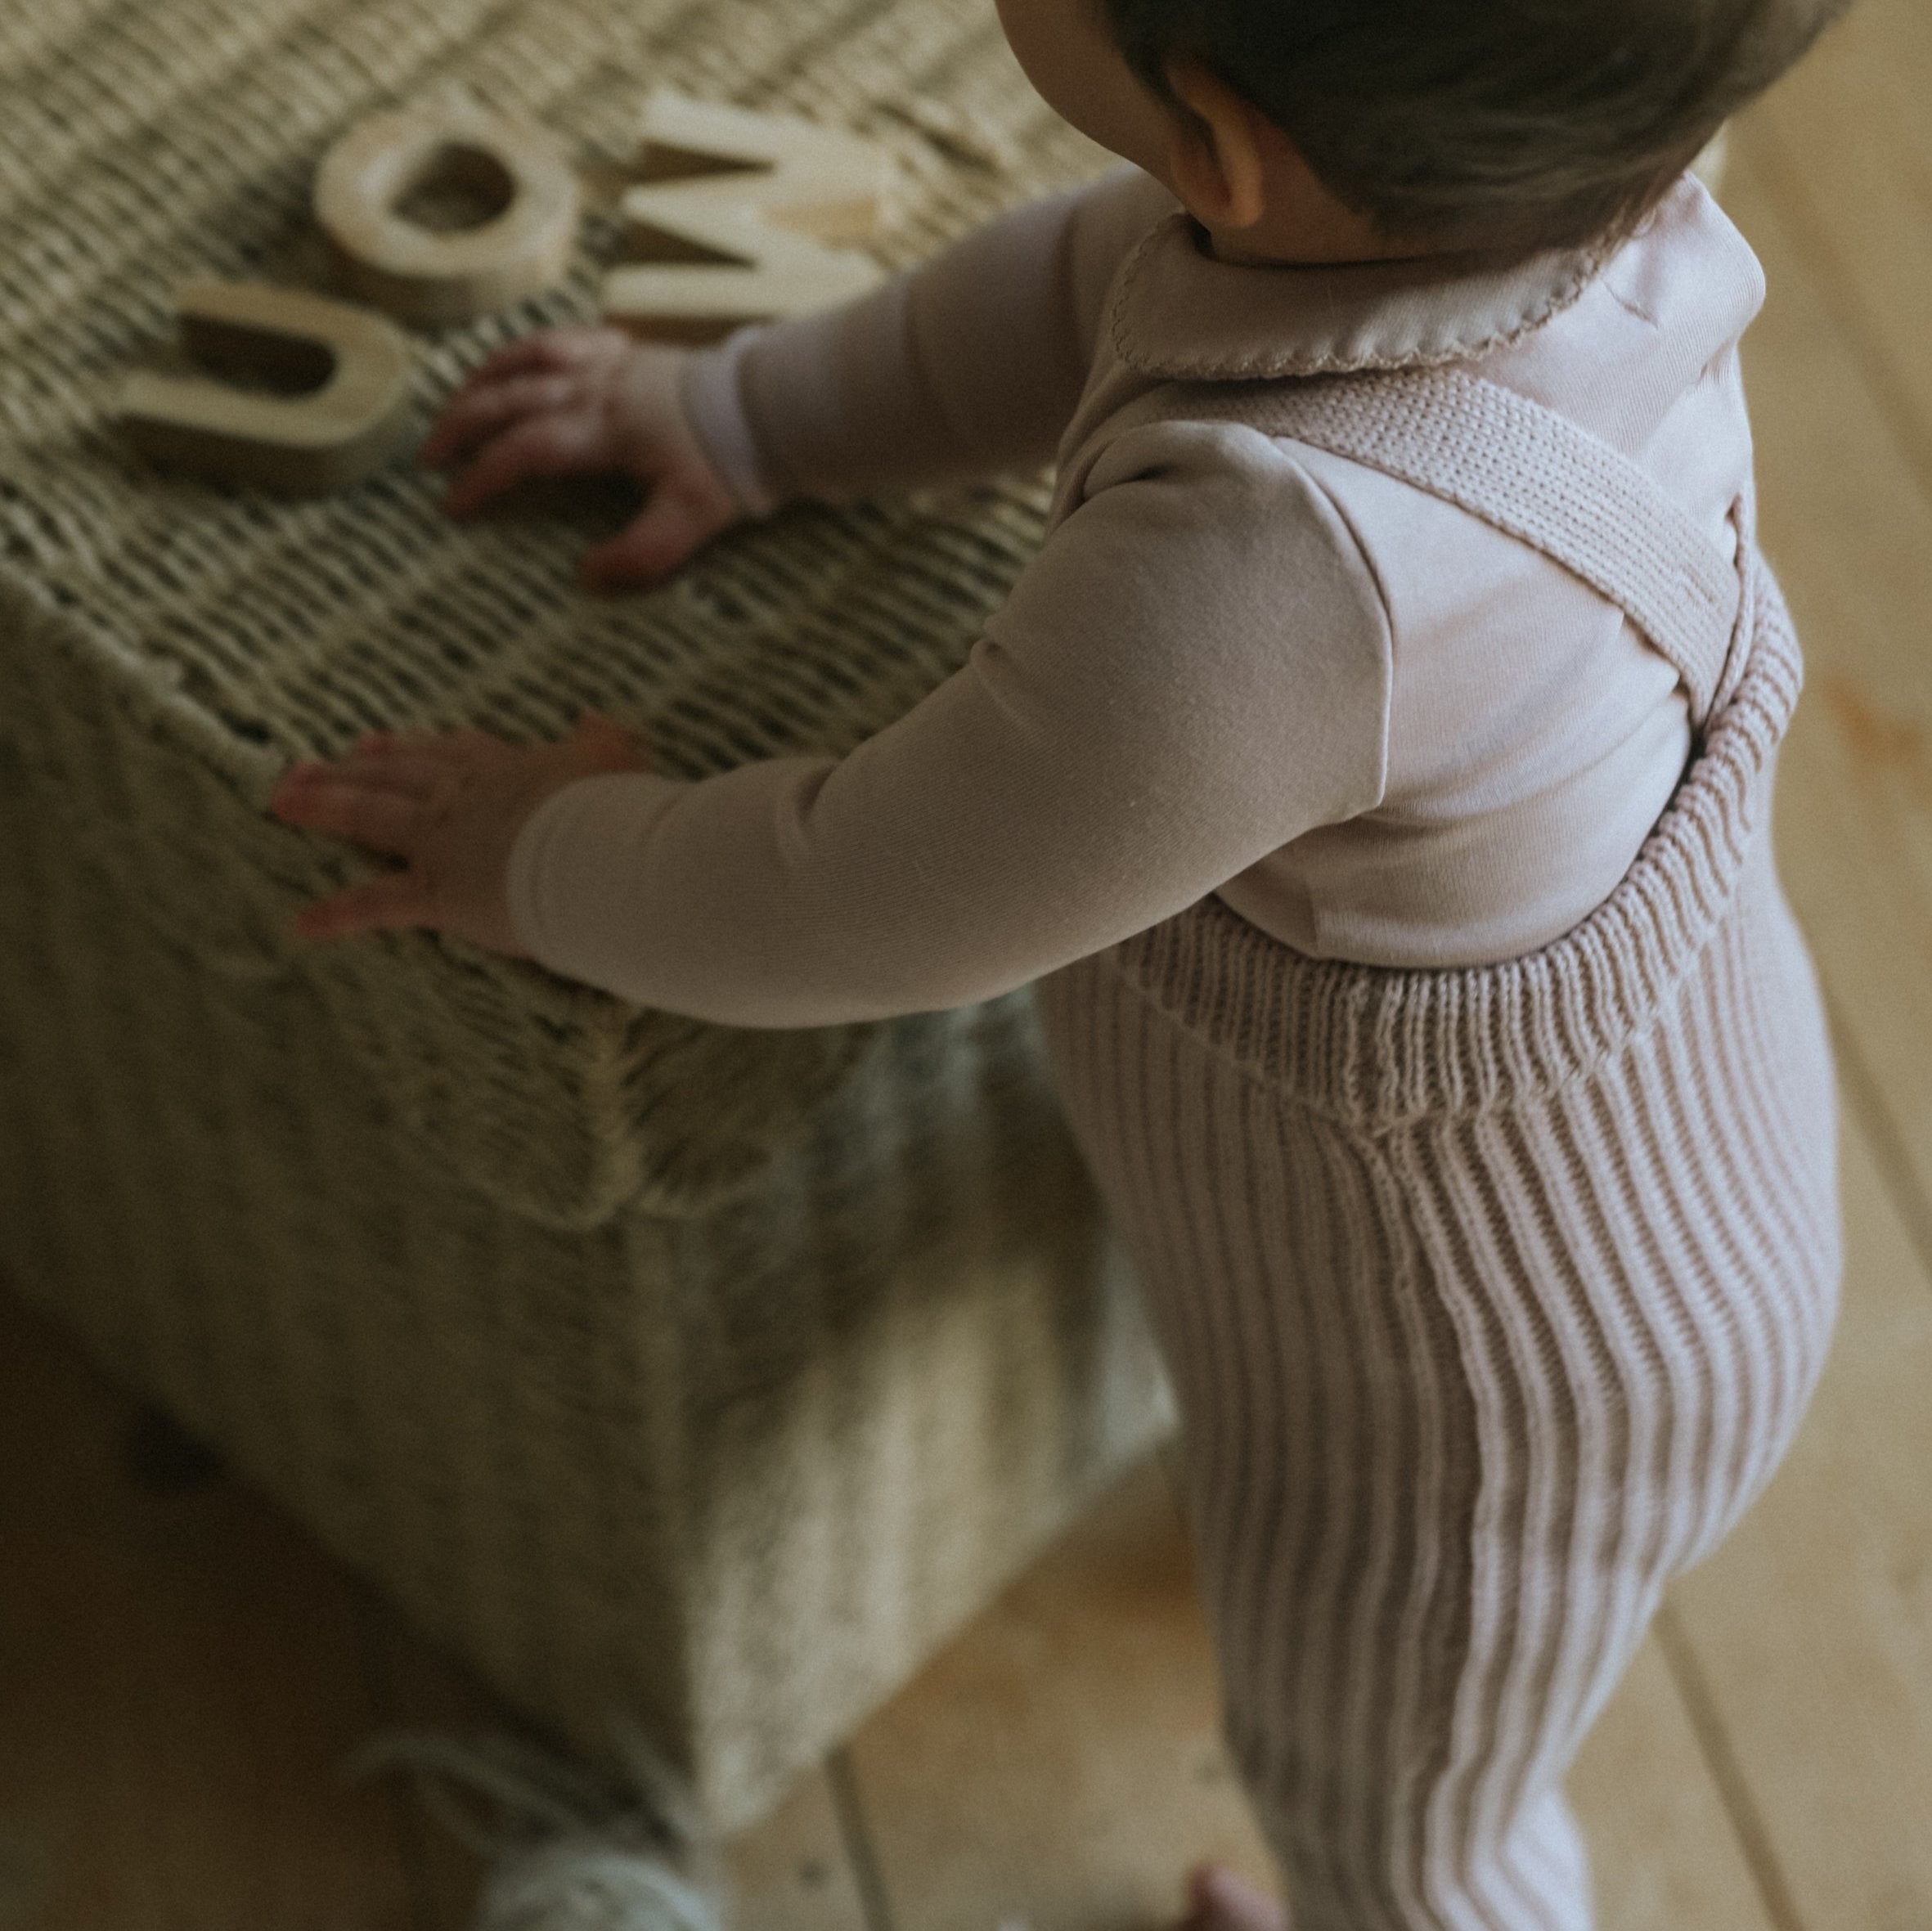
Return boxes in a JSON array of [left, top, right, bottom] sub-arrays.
[[443, 415, 606, 519], [285, 746, 441, 795], [272, 773, 425, 856], [420, 371, 579, 471], [462, 327, 618, 388], [582, 483, 737, 591], [348, 728, 496, 764], [294, 872, 436, 943]]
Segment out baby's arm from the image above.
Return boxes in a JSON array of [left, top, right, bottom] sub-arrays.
[[275, 429, 1389, 993], [693, 164, 1176, 508], [505, 428, 1391, 1023], [419, 168, 1175, 586]]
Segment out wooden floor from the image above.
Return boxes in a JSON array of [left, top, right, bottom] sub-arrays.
[[6, 6, 1932, 1925]]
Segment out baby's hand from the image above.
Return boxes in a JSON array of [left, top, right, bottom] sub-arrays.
[[420, 329, 740, 591], [272, 712, 649, 950]]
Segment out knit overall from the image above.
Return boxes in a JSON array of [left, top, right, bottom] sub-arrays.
[[1035, 367, 1840, 1931]]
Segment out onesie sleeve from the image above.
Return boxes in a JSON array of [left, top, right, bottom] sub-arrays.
[[505, 424, 1392, 1025], [681, 166, 1176, 507]]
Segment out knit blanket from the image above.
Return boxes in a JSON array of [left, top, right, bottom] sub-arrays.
[[0, 0, 1111, 1228]]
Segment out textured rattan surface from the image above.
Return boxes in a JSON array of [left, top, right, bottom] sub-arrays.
[[0, 0, 1110, 1226], [0, 0, 1170, 1832], [0, 707, 1167, 1824]]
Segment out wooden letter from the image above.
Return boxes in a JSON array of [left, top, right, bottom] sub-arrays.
[[315, 103, 581, 325], [118, 283, 415, 493], [601, 92, 892, 344]]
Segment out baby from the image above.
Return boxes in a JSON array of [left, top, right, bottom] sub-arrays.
[[272, 1, 1849, 1925]]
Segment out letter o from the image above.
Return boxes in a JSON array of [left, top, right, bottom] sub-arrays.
[[316, 104, 581, 326]]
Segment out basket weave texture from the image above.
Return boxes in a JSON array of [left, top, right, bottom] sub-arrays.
[[0, 0, 1119, 1224], [0, 0, 1168, 1828]]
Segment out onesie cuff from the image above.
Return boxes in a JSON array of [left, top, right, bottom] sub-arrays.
[[507, 769, 693, 987], [681, 329, 783, 519]]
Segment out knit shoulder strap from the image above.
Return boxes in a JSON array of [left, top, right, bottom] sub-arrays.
[[1220, 367, 1744, 729]]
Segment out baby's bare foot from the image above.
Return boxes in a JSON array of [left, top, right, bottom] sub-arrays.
[[1178, 1863, 1288, 1931]]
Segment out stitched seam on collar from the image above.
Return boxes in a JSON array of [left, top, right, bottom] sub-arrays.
[[1109, 224, 1618, 381], [1104, 215, 1178, 372]]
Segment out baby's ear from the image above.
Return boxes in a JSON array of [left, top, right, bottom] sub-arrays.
[[1162, 58, 1270, 231]]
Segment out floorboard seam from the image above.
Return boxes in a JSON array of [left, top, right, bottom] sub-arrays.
[[1652, 1602, 1808, 1931], [826, 1748, 899, 1931]]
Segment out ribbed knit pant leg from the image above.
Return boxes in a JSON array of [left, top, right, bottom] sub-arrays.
[[1035, 855, 1839, 1931]]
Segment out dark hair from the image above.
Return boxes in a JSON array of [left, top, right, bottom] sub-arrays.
[[1102, 0, 1849, 250]]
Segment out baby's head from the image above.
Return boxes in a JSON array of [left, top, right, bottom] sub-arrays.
[[997, 0, 1849, 259]]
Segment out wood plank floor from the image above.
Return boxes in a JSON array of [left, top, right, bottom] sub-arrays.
[[5, 4, 1932, 1923]]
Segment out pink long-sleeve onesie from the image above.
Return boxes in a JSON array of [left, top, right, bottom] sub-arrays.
[[507, 168, 1762, 1015]]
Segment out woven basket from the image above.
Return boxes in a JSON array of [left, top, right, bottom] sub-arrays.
[[0, 0, 1169, 1828]]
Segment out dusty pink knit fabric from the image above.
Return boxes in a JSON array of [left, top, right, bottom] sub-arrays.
[[1036, 366, 1839, 1931]]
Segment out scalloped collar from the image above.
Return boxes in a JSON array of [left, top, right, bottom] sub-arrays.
[[1103, 210, 1613, 380]]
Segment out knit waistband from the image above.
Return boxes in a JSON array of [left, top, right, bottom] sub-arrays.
[[1093, 559, 1803, 1133]]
